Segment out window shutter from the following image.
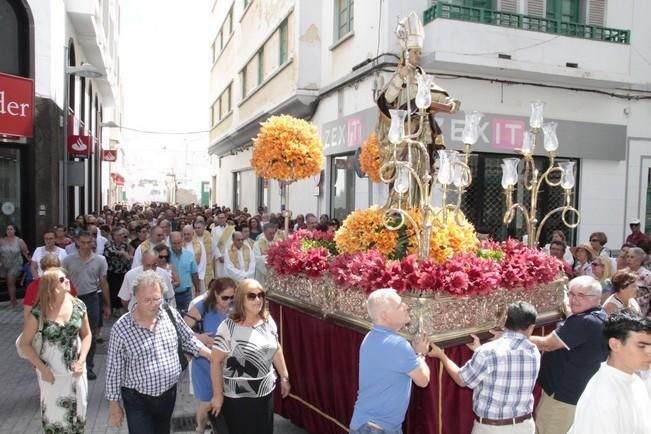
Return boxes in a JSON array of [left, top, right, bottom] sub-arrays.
[[527, 0, 544, 17], [586, 0, 606, 25], [499, 0, 518, 13]]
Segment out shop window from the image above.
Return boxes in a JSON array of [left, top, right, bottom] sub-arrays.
[[459, 153, 578, 244], [330, 153, 356, 222], [0, 147, 21, 229]]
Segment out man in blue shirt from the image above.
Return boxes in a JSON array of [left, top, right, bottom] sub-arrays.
[[169, 231, 199, 312], [349, 288, 430, 434], [429, 301, 540, 433], [529, 275, 607, 434]]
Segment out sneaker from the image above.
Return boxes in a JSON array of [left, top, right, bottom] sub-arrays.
[[87, 369, 97, 380]]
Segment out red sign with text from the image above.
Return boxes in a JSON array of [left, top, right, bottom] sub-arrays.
[[0, 72, 34, 138], [67, 135, 93, 158], [102, 149, 118, 162]]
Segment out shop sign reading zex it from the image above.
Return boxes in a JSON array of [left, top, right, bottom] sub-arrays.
[[0, 72, 34, 138]]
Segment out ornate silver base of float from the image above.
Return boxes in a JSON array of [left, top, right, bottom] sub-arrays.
[[265, 272, 565, 347]]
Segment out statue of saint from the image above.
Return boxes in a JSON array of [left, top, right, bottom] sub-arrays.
[[376, 11, 460, 209]]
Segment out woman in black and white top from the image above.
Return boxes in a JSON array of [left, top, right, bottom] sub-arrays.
[[210, 278, 290, 434]]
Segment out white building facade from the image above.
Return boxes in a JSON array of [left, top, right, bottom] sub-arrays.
[[208, 0, 651, 248]]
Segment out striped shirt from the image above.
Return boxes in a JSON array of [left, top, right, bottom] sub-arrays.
[[105, 305, 200, 400], [459, 330, 541, 420]]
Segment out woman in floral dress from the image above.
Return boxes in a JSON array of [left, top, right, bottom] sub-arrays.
[[18, 268, 91, 433]]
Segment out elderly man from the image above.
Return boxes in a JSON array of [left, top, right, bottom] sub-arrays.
[[569, 311, 651, 433], [624, 247, 651, 317], [626, 218, 650, 250], [305, 213, 318, 232], [106, 271, 211, 433], [118, 251, 175, 310], [223, 231, 255, 282], [193, 218, 214, 291], [211, 213, 234, 278], [182, 225, 207, 293], [169, 231, 200, 312], [131, 225, 166, 269], [429, 301, 540, 433], [349, 288, 430, 434], [253, 223, 278, 281], [530, 275, 607, 434], [159, 219, 172, 245]]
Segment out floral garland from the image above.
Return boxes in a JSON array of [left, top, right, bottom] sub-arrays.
[[251, 115, 324, 182], [359, 133, 382, 182]]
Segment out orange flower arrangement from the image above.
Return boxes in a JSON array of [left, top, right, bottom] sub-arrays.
[[406, 208, 478, 263], [359, 133, 382, 182], [334, 206, 398, 258], [251, 115, 324, 182]]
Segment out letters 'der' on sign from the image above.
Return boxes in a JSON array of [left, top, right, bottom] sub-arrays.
[[0, 72, 34, 138]]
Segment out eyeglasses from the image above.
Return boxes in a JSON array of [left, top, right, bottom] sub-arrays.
[[591, 262, 603, 267], [220, 295, 234, 301], [158, 255, 169, 260], [568, 291, 597, 300], [140, 298, 162, 306], [589, 239, 599, 243], [246, 292, 265, 301]]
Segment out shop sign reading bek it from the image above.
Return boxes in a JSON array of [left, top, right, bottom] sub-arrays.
[[0, 72, 34, 138]]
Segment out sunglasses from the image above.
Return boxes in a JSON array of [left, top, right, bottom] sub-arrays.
[[220, 295, 234, 301], [591, 262, 603, 267], [58, 276, 68, 284], [158, 255, 169, 260], [246, 292, 265, 301]]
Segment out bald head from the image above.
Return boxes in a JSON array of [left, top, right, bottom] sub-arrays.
[[170, 231, 183, 254], [182, 225, 194, 242]]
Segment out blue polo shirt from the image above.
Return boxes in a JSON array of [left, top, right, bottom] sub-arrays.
[[538, 307, 607, 404], [350, 325, 420, 431], [169, 248, 198, 293]]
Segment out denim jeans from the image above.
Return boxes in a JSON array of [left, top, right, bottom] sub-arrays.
[[78, 292, 99, 369], [350, 423, 403, 434], [121, 385, 177, 434], [174, 289, 192, 313]]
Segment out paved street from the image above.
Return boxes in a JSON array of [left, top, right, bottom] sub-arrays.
[[0, 302, 306, 434]]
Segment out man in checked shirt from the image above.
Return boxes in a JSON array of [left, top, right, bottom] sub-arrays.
[[429, 301, 540, 434], [105, 271, 212, 433]]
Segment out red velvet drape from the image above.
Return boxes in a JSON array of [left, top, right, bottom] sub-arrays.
[[271, 302, 548, 434]]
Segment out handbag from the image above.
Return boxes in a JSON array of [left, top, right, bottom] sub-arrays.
[[16, 309, 44, 359], [163, 304, 189, 371]]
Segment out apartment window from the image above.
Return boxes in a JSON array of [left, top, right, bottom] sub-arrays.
[[241, 65, 247, 98], [546, 0, 580, 23], [279, 18, 288, 65], [227, 7, 233, 35], [224, 84, 231, 113], [257, 49, 264, 84], [334, 0, 354, 41]]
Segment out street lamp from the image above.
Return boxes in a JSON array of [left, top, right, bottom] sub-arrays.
[[60, 61, 103, 225]]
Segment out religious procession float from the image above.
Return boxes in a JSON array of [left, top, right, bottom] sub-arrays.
[[249, 11, 579, 434]]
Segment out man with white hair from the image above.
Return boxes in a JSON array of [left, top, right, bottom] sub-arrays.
[[253, 222, 278, 281], [131, 225, 165, 269], [530, 275, 608, 434], [349, 288, 430, 434], [118, 251, 175, 309], [223, 231, 255, 282]]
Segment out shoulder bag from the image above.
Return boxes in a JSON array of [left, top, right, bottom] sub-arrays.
[[16, 308, 44, 359], [163, 304, 189, 371]]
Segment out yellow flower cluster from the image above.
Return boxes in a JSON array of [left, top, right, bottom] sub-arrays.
[[406, 209, 479, 263], [359, 133, 382, 182], [334, 206, 398, 258], [251, 115, 324, 182]]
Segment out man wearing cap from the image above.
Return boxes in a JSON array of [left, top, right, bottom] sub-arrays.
[[626, 218, 650, 250]]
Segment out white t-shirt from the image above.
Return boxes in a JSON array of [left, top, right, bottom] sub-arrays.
[[569, 362, 651, 434], [31, 246, 67, 276], [118, 266, 175, 309]]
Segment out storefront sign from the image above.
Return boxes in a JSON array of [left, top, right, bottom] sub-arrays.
[[102, 149, 118, 162], [0, 72, 34, 138], [111, 173, 125, 186], [321, 106, 627, 161], [67, 135, 93, 158]]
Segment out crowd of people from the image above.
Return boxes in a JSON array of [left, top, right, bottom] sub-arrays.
[[5, 201, 651, 433]]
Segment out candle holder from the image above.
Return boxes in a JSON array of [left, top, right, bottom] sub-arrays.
[[500, 101, 580, 248]]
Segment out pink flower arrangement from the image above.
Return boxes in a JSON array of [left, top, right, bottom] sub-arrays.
[[497, 239, 561, 290], [329, 249, 391, 294], [267, 230, 334, 279]]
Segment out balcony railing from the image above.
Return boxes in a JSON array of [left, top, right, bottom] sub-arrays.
[[424, 2, 630, 44]]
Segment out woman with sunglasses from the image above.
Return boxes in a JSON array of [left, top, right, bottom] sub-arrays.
[[154, 244, 180, 288], [18, 268, 91, 433], [590, 256, 614, 302], [210, 279, 290, 434], [184, 277, 236, 433]]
